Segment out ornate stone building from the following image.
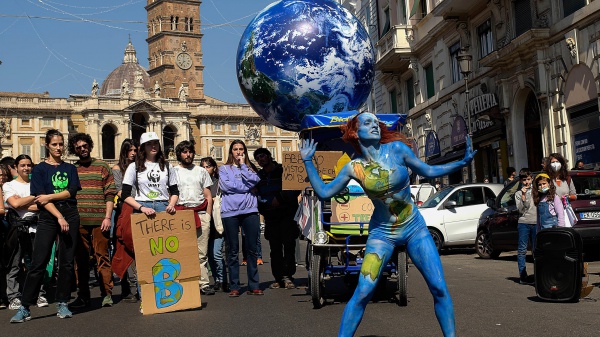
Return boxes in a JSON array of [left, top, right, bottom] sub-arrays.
[[345, 0, 600, 184], [0, 0, 298, 165]]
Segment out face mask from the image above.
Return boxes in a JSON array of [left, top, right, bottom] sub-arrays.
[[539, 187, 549, 193], [550, 162, 561, 171]]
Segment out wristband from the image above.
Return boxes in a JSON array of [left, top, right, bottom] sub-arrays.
[[138, 205, 144, 212]]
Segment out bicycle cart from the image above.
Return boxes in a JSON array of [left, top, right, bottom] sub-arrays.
[[296, 112, 409, 309]]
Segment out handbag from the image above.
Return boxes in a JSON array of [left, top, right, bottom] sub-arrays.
[[212, 187, 224, 234], [562, 197, 578, 227]]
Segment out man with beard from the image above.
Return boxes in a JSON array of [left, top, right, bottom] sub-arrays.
[[69, 133, 117, 308], [253, 148, 300, 289], [174, 140, 215, 295]]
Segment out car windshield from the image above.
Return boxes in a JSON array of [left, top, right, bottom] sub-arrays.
[[572, 174, 600, 199], [420, 187, 453, 208]]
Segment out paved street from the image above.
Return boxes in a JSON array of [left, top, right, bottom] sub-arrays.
[[1, 238, 599, 337]]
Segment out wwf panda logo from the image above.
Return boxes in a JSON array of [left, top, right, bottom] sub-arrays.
[[147, 169, 160, 183]]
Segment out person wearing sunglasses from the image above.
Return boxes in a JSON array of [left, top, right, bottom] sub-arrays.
[[68, 133, 117, 309]]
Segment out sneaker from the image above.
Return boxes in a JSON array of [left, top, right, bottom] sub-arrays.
[[9, 298, 22, 310], [246, 289, 264, 296], [69, 296, 90, 308], [257, 258, 264, 265], [10, 306, 31, 323], [37, 296, 49, 308], [57, 302, 73, 319], [241, 259, 247, 266], [213, 282, 222, 291], [201, 286, 216, 296], [228, 290, 240, 297], [269, 282, 281, 289], [102, 295, 113, 307], [284, 281, 296, 290], [0, 302, 7, 310], [122, 292, 137, 303]]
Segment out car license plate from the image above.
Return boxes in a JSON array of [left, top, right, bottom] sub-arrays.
[[580, 211, 600, 219]]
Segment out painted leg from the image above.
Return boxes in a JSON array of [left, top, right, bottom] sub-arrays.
[[407, 229, 455, 337], [338, 239, 394, 337]]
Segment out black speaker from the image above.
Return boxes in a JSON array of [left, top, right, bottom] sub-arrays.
[[534, 227, 583, 302]]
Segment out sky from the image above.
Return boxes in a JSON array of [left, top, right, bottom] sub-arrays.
[[0, 0, 276, 104]]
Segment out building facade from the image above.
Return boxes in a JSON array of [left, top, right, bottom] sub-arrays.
[[345, 0, 600, 184], [0, 0, 298, 165]]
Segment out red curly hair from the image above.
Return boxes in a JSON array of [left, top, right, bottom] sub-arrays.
[[340, 112, 410, 155]]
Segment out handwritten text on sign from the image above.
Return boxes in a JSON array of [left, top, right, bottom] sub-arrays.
[[282, 151, 341, 190], [131, 210, 201, 315]]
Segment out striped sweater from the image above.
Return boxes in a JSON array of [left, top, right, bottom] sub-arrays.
[[74, 158, 117, 226]]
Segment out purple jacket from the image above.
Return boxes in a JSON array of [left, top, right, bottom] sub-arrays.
[[218, 164, 260, 218]]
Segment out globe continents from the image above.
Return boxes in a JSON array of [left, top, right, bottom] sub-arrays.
[[236, 0, 374, 131]]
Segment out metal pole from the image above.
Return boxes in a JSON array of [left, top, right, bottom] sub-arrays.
[[465, 77, 473, 183]]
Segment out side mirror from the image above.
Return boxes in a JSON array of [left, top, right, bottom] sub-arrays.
[[444, 200, 457, 209], [486, 198, 496, 208]]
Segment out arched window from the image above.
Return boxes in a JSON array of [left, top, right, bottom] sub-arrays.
[[163, 125, 177, 159], [101, 124, 117, 160], [131, 113, 147, 145]]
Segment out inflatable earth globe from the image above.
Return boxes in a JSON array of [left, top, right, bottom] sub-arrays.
[[236, 0, 374, 131]]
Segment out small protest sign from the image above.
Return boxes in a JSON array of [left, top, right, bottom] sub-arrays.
[[282, 151, 342, 190], [131, 210, 201, 315]]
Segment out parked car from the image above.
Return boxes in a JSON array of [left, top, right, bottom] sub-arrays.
[[410, 183, 437, 206], [476, 170, 600, 259], [420, 183, 504, 252]]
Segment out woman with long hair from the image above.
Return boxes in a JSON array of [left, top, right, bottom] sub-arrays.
[[110, 138, 138, 302], [3, 155, 48, 309], [219, 140, 262, 296], [120, 132, 179, 313], [300, 112, 475, 337], [544, 153, 576, 201], [201, 156, 228, 292], [10, 129, 82, 323]]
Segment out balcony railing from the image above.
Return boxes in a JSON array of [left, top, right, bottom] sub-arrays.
[[375, 25, 414, 72]]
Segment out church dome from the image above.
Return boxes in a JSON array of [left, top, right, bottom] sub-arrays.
[[100, 40, 151, 96]]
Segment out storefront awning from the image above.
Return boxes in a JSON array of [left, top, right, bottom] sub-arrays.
[[427, 149, 466, 165]]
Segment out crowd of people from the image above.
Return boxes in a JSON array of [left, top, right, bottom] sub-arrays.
[[0, 129, 301, 322]]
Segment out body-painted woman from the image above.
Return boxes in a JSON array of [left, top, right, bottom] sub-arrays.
[[300, 113, 475, 337]]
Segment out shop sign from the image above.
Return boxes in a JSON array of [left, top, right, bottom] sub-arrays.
[[451, 116, 468, 147], [469, 93, 499, 133], [574, 129, 600, 165], [425, 130, 440, 158]]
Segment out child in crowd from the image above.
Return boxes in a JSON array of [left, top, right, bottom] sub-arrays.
[[532, 173, 564, 230]]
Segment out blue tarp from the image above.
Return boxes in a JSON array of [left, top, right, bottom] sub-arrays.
[[300, 111, 407, 131]]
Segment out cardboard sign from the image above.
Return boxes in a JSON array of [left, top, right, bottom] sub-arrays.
[[131, 210, 201, 315], [282, 151, 342, 190], [331, 195, 374, 224]]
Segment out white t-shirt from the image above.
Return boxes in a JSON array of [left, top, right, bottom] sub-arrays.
[[3, 180, 38, 218], [175, 165, 213, 207], [122, 162, 178, 202]]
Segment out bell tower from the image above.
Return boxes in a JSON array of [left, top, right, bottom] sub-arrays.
[[146, 0, 205, 104]]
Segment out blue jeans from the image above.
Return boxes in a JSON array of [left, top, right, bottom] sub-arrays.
[[538, 200, 558, 229], [517, 223, 536, 278], [208, 230, 227, 284], [223, 213, 261, 291], [241, 226, 262, 260]]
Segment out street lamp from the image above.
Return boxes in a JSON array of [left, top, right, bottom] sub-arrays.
[[457, 50, 473, 182]]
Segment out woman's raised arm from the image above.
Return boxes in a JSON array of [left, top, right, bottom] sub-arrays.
[[300, 139, 352, 200]]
